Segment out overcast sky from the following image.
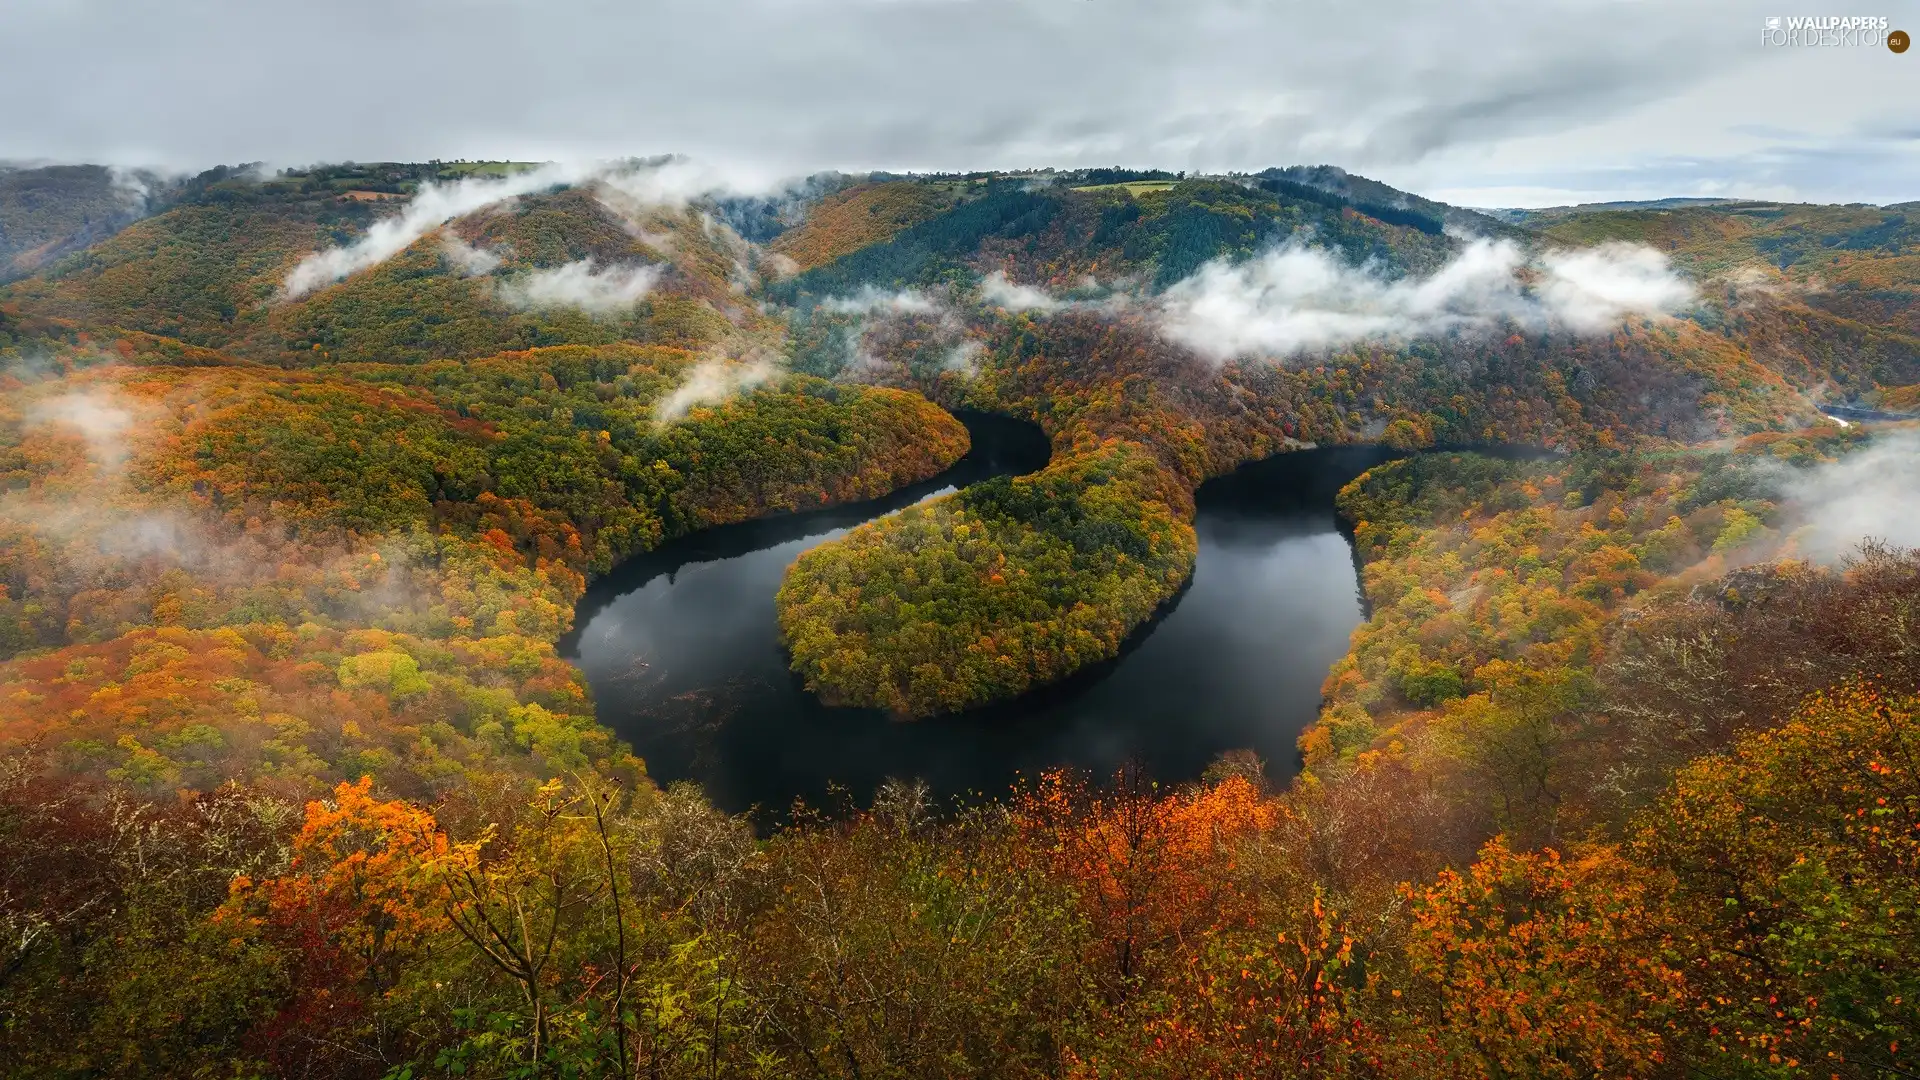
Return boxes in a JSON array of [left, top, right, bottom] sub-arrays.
[[3, 0, 1917, 207]]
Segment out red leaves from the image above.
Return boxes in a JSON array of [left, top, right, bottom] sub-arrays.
[[1406, 839, 1686, 1078], [1017, 770, 1280, 987]]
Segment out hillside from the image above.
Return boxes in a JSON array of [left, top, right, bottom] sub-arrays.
[[0, 164, 166, 280], [766, 180, 965, 270], [1, 166, 767, 364], [768, 174, 1907, 715]]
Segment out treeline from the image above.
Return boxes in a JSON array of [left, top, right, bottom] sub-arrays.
[[1074, 167, 1181, 186], [1254, 171, 1447, 236]]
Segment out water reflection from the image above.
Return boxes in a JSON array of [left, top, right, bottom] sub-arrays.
[[566, 419, 1401, 820]]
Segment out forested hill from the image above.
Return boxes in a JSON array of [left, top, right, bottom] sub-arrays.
[[0, 164, 169, 280], [0, 160, 1917, 1078], [763, 173, 1920, 714], [1, 161, 776, 364]]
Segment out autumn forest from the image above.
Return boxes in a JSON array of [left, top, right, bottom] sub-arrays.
[[0, 158, 1916, 1079]]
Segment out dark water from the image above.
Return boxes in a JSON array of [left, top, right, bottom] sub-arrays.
[[564, 413, 1401, 818]]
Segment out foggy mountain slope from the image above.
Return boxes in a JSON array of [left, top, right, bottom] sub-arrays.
[[1532, 201, 1920, 393], [766, 179, 969, 271], [0, 163, 782, 366], [772, 172, 1467, 302], [1260, 164, 1524, 239], [0, 164, 173, 281], [766, 172, 1918, 410]]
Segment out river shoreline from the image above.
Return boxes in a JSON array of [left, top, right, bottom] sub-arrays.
[[565, 413, 1463, 819]]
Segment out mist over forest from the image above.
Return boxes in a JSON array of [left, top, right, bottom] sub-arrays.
[[2, 1, 1919, 1075]]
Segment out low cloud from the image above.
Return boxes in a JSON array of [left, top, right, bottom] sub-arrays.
[[440, 234, 503, 277], [819, 286, 942, 317], [808, 286, 975, 378], [978, 271, 1062, 313], [1158, 238, 1695, 361], [975, 271, 1129, 317], [1535, 243, 1699, 333], [498, 259, 663, 314], [279, 158, 783, 301], [944, 339, 985, 374], [282, 161, 587, 299], [759, 251, 800, 281], [652, 351, 780, 424], [26, 390, 136, 469], [107, 165, 159, 211], [1779, 430, 1920, 563], [597, 156, 768, 209]]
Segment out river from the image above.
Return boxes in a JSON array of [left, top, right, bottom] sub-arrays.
[[563, 413, 1401, 818]]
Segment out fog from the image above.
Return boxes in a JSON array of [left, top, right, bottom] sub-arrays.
[[1158, 239, 1695, 361], [1781, 430, 1920, 563], [653, 352, 781, 425], [499, 259, 663, 314]]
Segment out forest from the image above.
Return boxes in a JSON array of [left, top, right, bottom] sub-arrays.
[[0, 160, 1916, 1078]]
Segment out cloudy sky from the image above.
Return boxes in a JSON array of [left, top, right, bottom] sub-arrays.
[[3, 0, 1917, 206]]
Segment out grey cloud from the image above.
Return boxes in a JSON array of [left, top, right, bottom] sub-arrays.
[[979, 271, 1064, 313], [441, 234, 503, 277], [4, 1, 1905, 204], [820, 287, 943, 318]]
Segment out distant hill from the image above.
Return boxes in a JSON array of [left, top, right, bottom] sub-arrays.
[[767, 179, 968, 270], [770, 171, 1466, 304], [1482, 197, 1743, 225], [6, 161, 1915, 405], [0, 161, 767, 364], [1530, 202, 1920, 366], [0, 164, 175, 281], [1262, 164, 1522, 237], [4, 160, 1915, 408]]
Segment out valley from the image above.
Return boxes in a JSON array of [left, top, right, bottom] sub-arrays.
[[573, 415, 1399, 816], [0, 158, 1915, 1079]]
